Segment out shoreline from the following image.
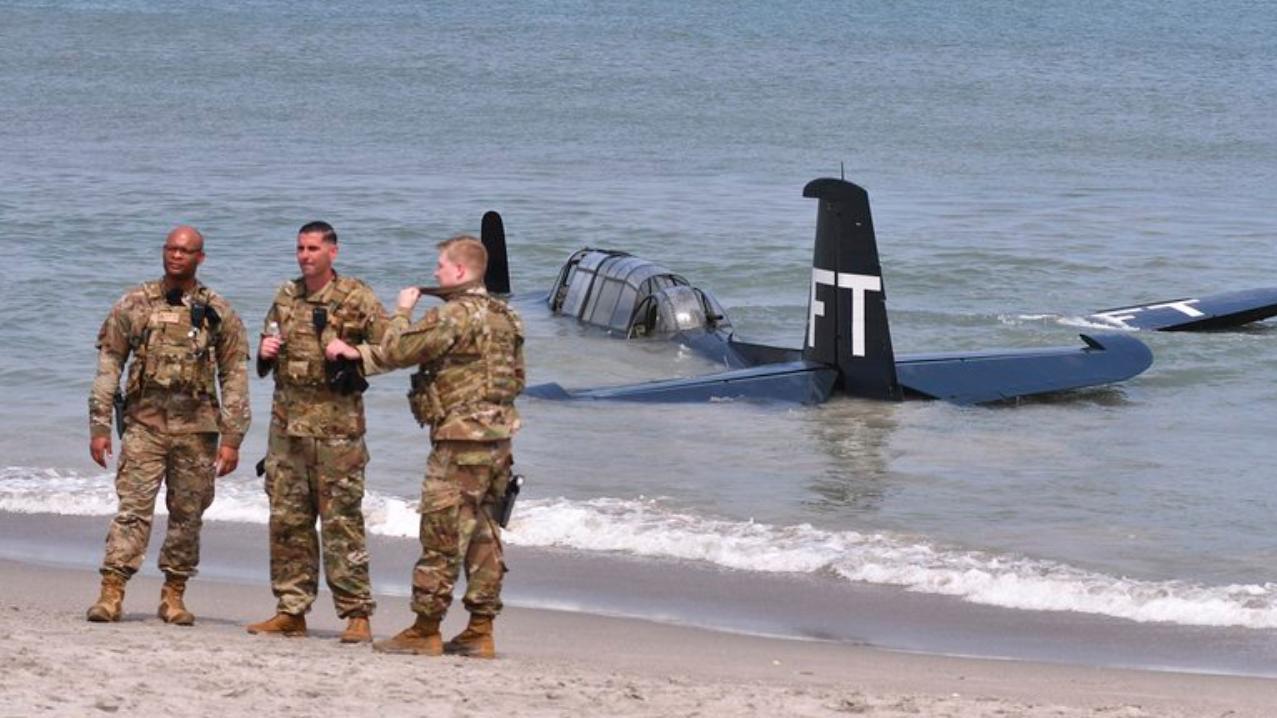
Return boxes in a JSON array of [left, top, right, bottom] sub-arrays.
[[5, 558, 1277, 716], [3, 511, 1277, 679]]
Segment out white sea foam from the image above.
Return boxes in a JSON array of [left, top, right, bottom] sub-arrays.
[[1055, 315, 1141, 331], [997, 313, 1056, 325], [1000, 313, 1142, 332], [4, 466, 1275, 629]]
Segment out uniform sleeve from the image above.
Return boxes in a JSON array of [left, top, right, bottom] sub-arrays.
[[213, 304, 252, 448], [256, 301, 280, 378], [513, 314, 527, 395], [88, 300, 132, 439], [262, 301, 280, 335], [357, 302, 466, 374], [355, 285, 392, 377]]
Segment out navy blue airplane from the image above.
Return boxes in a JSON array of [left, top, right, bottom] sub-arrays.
[[502, 178, 1163, 405], [1086, 289, 1277, 331]]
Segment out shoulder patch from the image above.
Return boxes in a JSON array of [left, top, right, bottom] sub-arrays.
[[404, 305, 451, 334], [276, 279, 301, 300], [338, 275, 371, 292]]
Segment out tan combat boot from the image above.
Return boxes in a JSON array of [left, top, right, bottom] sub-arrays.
[[443, 614, 495, 658], [339, 615, 372, 644], [86, 574, 126, 623], [372, 615, 442, 655], [157, 576, 196, 626], [246, 612, 308, 637]]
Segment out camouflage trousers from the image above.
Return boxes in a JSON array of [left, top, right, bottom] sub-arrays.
[[411, 439, 512, 620], [100, 424, 217, 581], [264, 426, 375, 618]]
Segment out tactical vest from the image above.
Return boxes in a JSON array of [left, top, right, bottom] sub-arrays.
[[124, 284, 220, 399], [274, 277, 362, 388], [408, 295, 524, 427]]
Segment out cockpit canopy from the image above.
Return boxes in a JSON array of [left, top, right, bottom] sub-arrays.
[[548, 249, 732, 337]]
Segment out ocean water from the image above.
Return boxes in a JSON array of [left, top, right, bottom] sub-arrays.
[[2, 0, 1276, 638]]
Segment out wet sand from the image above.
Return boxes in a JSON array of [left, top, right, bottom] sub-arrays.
[[4, 516, 1277, 716], [3, 512, 1276, 677]]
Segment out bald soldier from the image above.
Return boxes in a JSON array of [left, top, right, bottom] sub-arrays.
[[247, 221, 388, 643], [87, 226, 251, 625], [328, 234, 524, 658]]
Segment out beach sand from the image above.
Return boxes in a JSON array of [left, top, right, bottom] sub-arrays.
[[3, 554, 1277, 717]]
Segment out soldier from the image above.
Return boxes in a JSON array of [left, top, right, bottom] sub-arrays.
[[87, 225, 251, 625], [328, 234, 524, 658], [246, 221, 388, 643]]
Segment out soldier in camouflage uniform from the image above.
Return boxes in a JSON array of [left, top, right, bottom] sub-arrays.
[[246, 221, 388, 644], [87, 225, 251, 626], [328, 234, 524, 658]]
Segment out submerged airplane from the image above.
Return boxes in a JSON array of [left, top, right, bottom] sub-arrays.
[[507, 178, 1159, 405]]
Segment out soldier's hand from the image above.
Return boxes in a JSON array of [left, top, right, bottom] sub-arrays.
[[259, 335, 283, 360], [214, 445, 239, 477], [325, 338, 360, 361], [396, 287, 421, 312], [90, 436, 113, 468]]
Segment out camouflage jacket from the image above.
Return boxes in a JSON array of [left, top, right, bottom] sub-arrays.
[[262, 273, 389, 438], [359, 286, 525, 442], [90, 279, 251, 446]]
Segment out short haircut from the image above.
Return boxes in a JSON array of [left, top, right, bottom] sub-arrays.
[[298, 221, 338, 245], [438, 234, 488, 277]]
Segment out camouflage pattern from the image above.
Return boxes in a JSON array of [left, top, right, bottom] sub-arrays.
[[263, 274, 388, 438], [411, 439, 512, 618], [261, 273, 387, 616], [102, 425, 217, 579], [264, 425, 375, 618], [359, 286, 525, 620], [359, 287, 525, 441], [90, 279, 251, 446], [91, 280, 250, 581]]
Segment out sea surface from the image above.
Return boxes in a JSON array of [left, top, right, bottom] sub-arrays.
[[2, 0, 1276, 650]]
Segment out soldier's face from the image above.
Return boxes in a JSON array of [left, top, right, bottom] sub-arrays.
[[162, 232, 204, 280], [296, 232, 337, 280], [434, 251, 467, 288]]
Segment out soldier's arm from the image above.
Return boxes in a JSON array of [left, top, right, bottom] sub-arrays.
[[256, 302, 281, 378], [357, 303, 464, 373], [213, 304, 252, 449], [89, 302, 132, 441], [513, 335, 527, 395], [512, 313, 527, 394], [355, 285, 393, 377]]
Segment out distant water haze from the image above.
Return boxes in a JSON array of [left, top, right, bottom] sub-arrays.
[[2, 0, 1276, 642]]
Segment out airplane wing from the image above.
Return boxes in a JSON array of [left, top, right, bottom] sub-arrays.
[[526, 335, 1151, 406], [1089, 287, 1277, 331], [524, 360, 838, 404], [670, 332, 804, 369], [894, 333, 1152, 405]]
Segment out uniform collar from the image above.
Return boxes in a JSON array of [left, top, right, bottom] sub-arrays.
[[298, 270, 340, 302], [147, 278, 205, 302], [420, 279, 488, 300]]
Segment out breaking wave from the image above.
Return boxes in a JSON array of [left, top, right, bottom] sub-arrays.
[[3, 466, 1275, 629]]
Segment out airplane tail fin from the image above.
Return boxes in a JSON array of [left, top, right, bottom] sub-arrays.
[[481, 210, 511, 294], [801, 178, 901, 400]]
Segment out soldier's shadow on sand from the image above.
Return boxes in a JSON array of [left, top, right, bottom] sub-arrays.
[[103, 612, 352, 640]]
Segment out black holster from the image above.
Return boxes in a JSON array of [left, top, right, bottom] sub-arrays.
[[326, 357, 369, 395], [112, 389, 126, 439], [495, 474, 524, 528]]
